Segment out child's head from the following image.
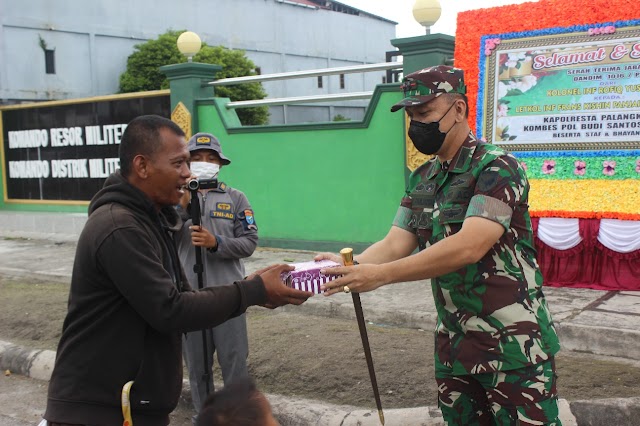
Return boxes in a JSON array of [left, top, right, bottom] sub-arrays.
[[196, 378, 278, 426]]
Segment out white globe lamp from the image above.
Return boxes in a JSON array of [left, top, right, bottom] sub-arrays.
[[412, 0, 442, 34], [177, 31, 202, 62]]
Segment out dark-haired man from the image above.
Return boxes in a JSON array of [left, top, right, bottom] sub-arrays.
[[195, 378, 277, 426], [319, 66, 562, 425], [44, 115, 312, 425]]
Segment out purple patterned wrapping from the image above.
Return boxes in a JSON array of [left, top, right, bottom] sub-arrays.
[[281, 260, 341, 294]]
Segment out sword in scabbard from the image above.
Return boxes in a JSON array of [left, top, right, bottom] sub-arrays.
[[340, 247, 385, 426]]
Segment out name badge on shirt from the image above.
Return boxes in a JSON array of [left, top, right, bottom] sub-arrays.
[[211, 208, 234, 220]]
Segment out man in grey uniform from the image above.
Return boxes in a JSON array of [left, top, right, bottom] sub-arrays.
[[176, 132, 257, 414]]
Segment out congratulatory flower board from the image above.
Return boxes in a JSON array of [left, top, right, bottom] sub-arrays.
[[480, 22, 640, 151]]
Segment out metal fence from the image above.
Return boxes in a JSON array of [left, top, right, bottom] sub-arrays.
[[208, 62, 403, 109]]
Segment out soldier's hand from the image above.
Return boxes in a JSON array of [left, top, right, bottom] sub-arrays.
[[313, 252, 343, 265], [259, 264, 313, 307], [320, 263, 387, 296], [189, 226, 218, 250]]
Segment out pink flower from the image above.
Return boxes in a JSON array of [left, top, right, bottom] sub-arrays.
[[603, 160, 616, 176], [485, 48, 493, 56], [574, 160, 586, 176], [542, 160, 555, 174], [635, 158, 640, 173], [589, 26, 616, 36], [521, 161, 528, 171]]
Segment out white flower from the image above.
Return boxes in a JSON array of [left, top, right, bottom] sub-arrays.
[[497, 117, 510, 129], [518, 75, 538, 92], [498, 82, 509, 98]]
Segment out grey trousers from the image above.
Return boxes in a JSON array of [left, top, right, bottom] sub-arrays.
[[182, 313, 249, 412]]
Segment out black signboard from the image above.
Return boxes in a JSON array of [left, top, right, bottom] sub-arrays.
[[1, 93, 171, 202]]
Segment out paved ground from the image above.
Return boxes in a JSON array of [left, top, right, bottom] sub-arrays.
[[1, 223, 640, 424], [1, 235, 639, 361]]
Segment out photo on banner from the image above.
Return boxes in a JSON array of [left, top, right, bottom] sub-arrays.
[[480, 23, 640, 151]]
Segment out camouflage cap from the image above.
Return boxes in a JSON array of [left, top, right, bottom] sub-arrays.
[[390, 65, 466, 112], [186, 132, 231, 165]]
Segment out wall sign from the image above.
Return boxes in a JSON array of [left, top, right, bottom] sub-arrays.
[[1, 92, 170, 202]]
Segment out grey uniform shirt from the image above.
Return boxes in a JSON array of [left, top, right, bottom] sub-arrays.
[[176, 182, 258, 288]]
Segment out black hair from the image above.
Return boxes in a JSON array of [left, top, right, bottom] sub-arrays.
[[118, 115, 185, 178], [196, 378, 271, 426], [445, 93, 470, 118]]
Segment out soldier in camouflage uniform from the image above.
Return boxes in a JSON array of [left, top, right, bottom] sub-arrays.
[[319, 65, 562, 425]]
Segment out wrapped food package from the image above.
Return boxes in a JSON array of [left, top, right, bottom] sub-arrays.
[[281, 260, 341, 294]]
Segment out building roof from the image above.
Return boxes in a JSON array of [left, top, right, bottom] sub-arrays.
[[284, 0, 398, 24], [289, 0, 320, 6]]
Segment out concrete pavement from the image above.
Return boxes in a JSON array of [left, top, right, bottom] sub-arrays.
[[1, 232, 639, 361], [1, 214, 640, 424]]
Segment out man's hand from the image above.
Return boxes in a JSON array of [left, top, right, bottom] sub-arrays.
[[189, 225, 218, 250], [320, 263, 387, 296], [313, 252, 343, 265], [258, 264, 313, 308], [179, 188, 191, 210], [179, 173, 197, 210]]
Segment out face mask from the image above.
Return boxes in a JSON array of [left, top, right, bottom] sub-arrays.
[[190, 161, 220, 180], [407, 102, 457, 155]]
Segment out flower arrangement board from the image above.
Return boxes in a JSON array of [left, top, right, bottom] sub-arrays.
[[480, 23, 640, 151], [454, 0, 640, 220]]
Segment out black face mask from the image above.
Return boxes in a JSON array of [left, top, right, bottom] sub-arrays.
[[407, 102, 457, 155]]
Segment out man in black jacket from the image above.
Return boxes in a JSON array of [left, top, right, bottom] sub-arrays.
[[43, 115, 312, 426]]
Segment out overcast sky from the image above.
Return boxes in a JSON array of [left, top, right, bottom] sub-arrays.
[[340, 0, 535, 38]]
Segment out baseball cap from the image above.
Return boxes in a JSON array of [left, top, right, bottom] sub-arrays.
[[186, 132, 231, 165], [390, 65, 466, 112]]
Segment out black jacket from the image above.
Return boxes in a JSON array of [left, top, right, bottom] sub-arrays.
[[45, 173, 267, 425]]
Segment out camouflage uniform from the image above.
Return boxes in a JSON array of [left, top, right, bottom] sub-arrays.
[[392, 133, 562, 425]]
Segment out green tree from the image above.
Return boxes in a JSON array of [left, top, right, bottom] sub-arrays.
[[119, 30, 268, 125], [332, 114, 351, 122]]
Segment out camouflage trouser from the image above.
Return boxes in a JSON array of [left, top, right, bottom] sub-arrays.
[[436, 357, 561, 426]]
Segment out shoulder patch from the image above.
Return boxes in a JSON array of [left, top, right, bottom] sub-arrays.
[[240, 209, 258, 231], [244, 209, 255, 225]]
